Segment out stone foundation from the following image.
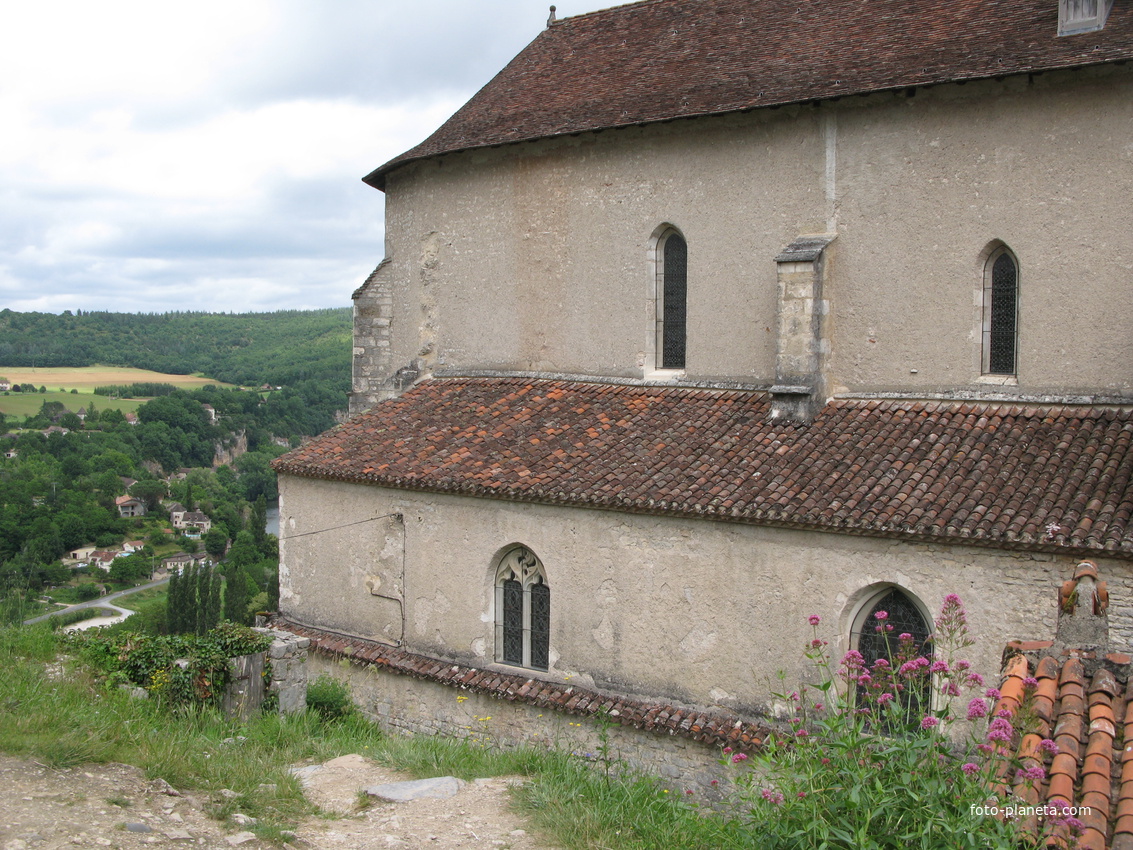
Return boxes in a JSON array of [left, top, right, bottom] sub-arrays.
[[308, 652, 732, 794]]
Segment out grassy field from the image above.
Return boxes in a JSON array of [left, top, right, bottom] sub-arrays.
[[0, 366, 232, 422], [0, 365, 230, 391]]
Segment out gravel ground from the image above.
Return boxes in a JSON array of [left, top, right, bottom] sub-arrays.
[[0, 753, 557, 850]]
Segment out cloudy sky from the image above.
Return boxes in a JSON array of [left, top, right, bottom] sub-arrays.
[[0, 1, 626, 315]]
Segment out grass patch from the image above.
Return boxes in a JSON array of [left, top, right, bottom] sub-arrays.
[[0, 623, 746, 848]]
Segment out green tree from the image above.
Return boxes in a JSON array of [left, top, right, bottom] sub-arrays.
[[223, 563, 248, 624], [250, 495, 268, 552], [203, 528, 228, 560], [225, 530, 258, 569], [129, 479, 167, 512], [168, 566, 187, 633]]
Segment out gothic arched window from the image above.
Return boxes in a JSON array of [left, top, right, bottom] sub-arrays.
[[851, 587, 932, 729], [983, 247, 1019, 376], [494, 546, 550, 670], [656, 230, 687, 369]]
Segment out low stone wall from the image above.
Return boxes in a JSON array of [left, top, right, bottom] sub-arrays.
[[256, 629, 309, 715], [307, 652, 732, 794]]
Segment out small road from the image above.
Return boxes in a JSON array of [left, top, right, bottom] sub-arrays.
[[23, 577, 170, 627]]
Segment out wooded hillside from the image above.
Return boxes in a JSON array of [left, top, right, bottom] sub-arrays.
[[0, 309, 351, 389]]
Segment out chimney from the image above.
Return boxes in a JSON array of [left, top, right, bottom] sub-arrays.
[[547, 5, 557, 26], [770, 234, 836, 423], [1055, 560, 1109, 652]]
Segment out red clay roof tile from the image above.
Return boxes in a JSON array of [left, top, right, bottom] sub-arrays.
[[270, 616, 771, 755], [369, 0, 1133, 189], [999, 647, 1133, 849], [274, 379, 1133, 560]]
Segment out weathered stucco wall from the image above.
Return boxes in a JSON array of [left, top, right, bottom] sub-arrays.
[[354, 64, 1133, 401], [280, 475, 1130, 716]]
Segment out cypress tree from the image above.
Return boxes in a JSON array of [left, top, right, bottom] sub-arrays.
[[267, 562, 279, 613], [195, 564, 209, 636], [207, 568, 222, 631], [223, 564, 247, 624], [167, 568, 180, 633]]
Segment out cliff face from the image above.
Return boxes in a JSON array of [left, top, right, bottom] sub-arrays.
[[213, 430, 248, 467]]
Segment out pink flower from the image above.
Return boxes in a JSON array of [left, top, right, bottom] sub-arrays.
[[961, 762, 980, 776], [966, 698, 988, 721], [966, 672, 985, 687], [710, 779, 719, 786], [899, 657, 930, 676], [987, 717, 1013, 743], [760, 789, 785, 805], [814, 703, 824, 711], [1015, 765, 1045, 783], [732, 753, 748, 763], [1039, 738, 1059, 755], [808, 614, 821, 626], [985, 687, 1001, 701], [795, 729, 809, 738], [921, 716, 940, 730], [723, 747, 732, 754], [943, 681, 961, 697], [1022, 677, 1039, 689], [931, 660, 950, 674], [875, 610, 889, 621], [977, 743, 993, 754], [797, 791, 807, 799], [877, 693, 895, 705]]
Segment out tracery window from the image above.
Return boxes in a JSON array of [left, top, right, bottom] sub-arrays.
[[656, 229, 687, 370], [982, 247, 1019, 376], [494, 546, 550, 670], [851, 587, 932, 730]]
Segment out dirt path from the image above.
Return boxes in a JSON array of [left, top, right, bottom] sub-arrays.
[[0, 754, 557, 850]]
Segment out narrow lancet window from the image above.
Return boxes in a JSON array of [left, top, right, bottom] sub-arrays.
[[657, 231, 687, 369], [983, 248, 1019, 375]]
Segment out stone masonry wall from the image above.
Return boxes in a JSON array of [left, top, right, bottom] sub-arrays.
[[257, 628, 309, 715], [310, 652, 733, 795]]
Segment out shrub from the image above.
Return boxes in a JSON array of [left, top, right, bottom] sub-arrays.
[[66, 623, 272, 708], [723, 595, 1081, 850], [306, 674, 355, 721]]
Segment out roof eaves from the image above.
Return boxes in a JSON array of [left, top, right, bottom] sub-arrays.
[[363, 55, 1130, 192]]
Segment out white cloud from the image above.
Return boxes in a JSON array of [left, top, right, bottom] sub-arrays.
[[0, 1, 624, 314]]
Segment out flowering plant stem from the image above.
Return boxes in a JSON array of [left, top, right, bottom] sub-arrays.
[[721, 596, 1079, 850]]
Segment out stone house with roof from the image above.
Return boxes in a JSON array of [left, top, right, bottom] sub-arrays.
[[272, 0, 1133, 806]]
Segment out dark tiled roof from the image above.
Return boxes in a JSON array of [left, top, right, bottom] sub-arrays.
[[273, 377, 1133, 559], [368, 0, 1133, 187], [270, 617, 770, 752], [996, 649, 1133, 850]]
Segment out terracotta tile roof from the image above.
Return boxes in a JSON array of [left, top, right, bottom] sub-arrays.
[[270, 616, 770, 752], [273, 377, 1133, 559], [996, 648, 1133, 850], [367, 0, 1133, 188]]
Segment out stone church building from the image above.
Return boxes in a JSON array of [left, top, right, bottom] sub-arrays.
[[272, 0, 1133, 775]]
